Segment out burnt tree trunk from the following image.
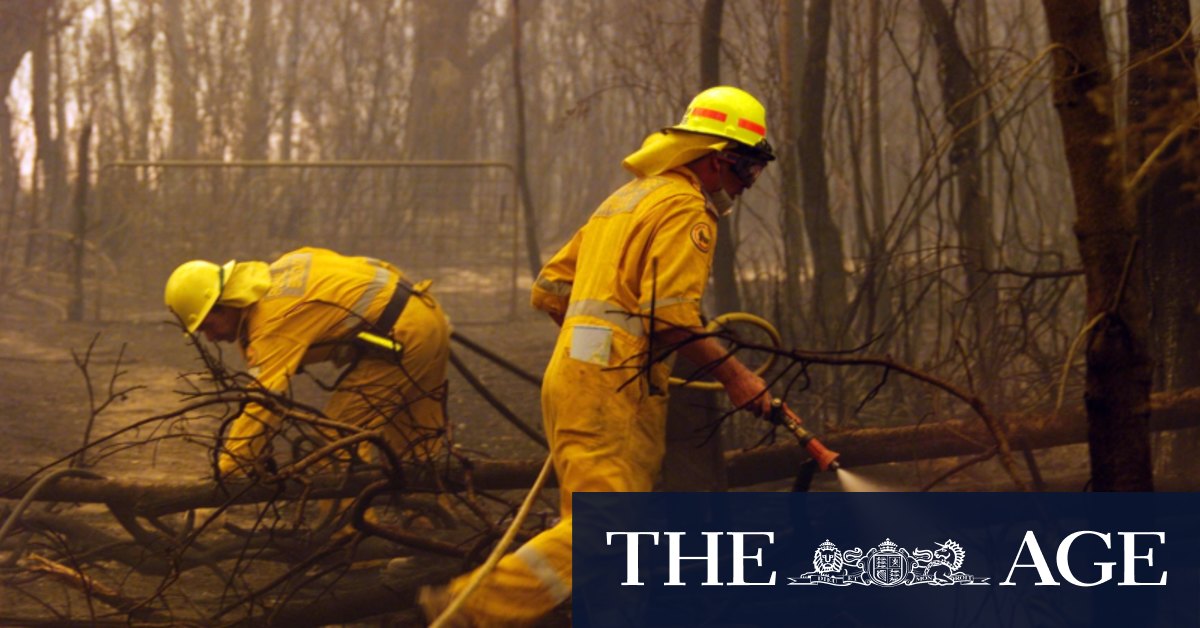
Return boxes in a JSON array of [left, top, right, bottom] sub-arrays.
[[240, 0, 272, 161], [1041, 0, 1153, 491], [1126, 5, 1200, 386], [132, 2, 156, 161], [67, 123, 91, 322], [919, 0, 999, 397], [797, 0, 847, 345], [0, 1, 52, 272], [30, 5, 64, 270], [778, 0, 809, 343], [699, 0, 741, 317], [163, 0, 198, 159], [512, 0, 542, 281], [1126, 0, 1200, 478]]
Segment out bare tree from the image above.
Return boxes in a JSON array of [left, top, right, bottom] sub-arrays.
[[1042, 0, 1153, 491], [777, 0, 808, 344], [163, 0, 197, 159], [1125, 0, 1200, 478], [102, 0, 130, 158], [919, 0, 999, 396], [699, 0, 742, 317], [239, 0, 272, 161], [132, 1, 155, 160], [1126, 0, 1200, 392], [798, 0, 847, 345], [30, 2, 65, 269], [405, 0, 478, 160], [1, 0, 52, 272]]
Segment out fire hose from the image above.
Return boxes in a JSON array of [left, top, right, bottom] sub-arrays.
[[667, 312, 782, 391], [430, 315, 839, 625], [667, 312, 839, 472], [429, 455, 554, 628], [450, 312, 840, 471]]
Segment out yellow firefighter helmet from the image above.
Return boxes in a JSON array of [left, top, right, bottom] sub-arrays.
[[671, 85, 771, 151], [164, 260, 234, 333]]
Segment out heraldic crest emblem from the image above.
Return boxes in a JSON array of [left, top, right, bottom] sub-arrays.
[[789, 538, 988, 586]]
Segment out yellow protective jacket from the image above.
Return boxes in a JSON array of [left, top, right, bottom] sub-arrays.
[[531, 167, 717, 505], [533, 167, 716, 336], [220, 247, 445, 474]]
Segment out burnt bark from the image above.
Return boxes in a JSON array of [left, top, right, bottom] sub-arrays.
[[778, 0, 809, 342], [1127, 1, 1200, 393], [919, 0, 998, 393], [132, 1, 156, 160], [66, 123, 91, 322], [512, 0, 542, 281], [798, 0, 847, 344], [102, 0, 131, 158], [1041, 0, 1153, 491]]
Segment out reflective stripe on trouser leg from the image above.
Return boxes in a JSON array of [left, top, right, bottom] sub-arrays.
[[514, 543, 571, 603], [448, 516, 573, 625]]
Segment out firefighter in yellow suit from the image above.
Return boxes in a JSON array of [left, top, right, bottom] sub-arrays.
[[163, 247, 450, 476], [420, 86, 778, 626]]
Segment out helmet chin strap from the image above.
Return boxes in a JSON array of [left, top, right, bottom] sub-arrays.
[[708, 188, 735, 216], [706, 155, 735, 216]]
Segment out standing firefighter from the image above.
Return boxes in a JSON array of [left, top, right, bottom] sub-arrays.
[[163, 247, 451, 477], [420, 86, 780, 625]]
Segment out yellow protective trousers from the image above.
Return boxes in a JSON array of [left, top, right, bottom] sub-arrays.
[[324, 289, 450, 462], [446, 320, 669, 625], [313, 288, 450, 531]]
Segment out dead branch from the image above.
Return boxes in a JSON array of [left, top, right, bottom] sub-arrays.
[[772, 345, 1028, 489]]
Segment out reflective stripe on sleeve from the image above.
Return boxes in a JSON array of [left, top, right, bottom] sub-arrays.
[[514, 544, 571, 604], [564, 299, 644, 338]]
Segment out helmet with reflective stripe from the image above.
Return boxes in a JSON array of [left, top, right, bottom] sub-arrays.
[[164, 260, 235, 333], [672, 86, 773, 158]]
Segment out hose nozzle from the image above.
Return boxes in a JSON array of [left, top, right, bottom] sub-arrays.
[[804, 437, 841, 472], [769, 399, 842, 472]]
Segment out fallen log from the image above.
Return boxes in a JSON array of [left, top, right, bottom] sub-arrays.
[[726, 387, 1200, 487], [0, 458, 546, 517], [4, 388, 1199, 508]]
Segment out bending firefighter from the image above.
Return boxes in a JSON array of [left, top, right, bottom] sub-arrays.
[[420, 86, 794, 625], [163, 247, 451, 477]]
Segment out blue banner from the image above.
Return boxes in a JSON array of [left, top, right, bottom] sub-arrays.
[[574, 492, 1200, 627]]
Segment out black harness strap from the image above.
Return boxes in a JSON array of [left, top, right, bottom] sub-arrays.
[[373, 279, 414, 335]]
